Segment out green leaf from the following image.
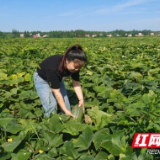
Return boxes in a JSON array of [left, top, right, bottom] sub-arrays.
[[0, 103, 3, 108], [19, 91, 31, 100], [11, 149, 31, 160], [95, 151, 109, 160], [84, 101, 96, 108], [63, 121, 84, 135], [98, 89, 112, 99], [128, 71, 143, 81], [34, 153, 54, 160], [0, 152, 11, 160], [91, 75, 102, 85], [108, 154, 115, 160], [73, 126, 93, 151], [56, 156, 69, 160], [119, 147, 137, 160], [78, 155, 95, 160], [2, 131, 26, 152], [10, 88, 18, 95], [42, 131, 63, 147], [19, 90, 38, 100], [86, 92, 95, 98], [34, 108, 44, 117], [0, 118, 22, 134], [24, 73, 31, 81], [59, 141, 80, 159], [142, 90, 156, 104], [42, 115, 64, 133], [48, 148, 58, 158], [87, 106, 111, 126], [101, 132, 127, 156], [137, 153, 153, 160], [30, 91, 39, 100], [93, 128, 110, 150], [0, 71, 7, 80], [4, 92, 12, 98], [93, 85, 106, 93], [35, 138, 49, 151]]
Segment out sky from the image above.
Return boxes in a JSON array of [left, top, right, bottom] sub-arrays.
[[0, 0, 160, 32]]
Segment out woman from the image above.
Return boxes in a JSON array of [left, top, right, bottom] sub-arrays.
[[33, 44, 87, 118]]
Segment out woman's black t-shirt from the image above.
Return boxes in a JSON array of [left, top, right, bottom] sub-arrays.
[[37, 55, 79, 89]]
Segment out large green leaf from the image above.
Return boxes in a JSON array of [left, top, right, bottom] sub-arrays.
[[0, 118, 22, 134], [59, 141, 80, 159], [42, 131, 63, 147], [119, 147, 137, 160], [95, 151, 108, 160], [137, 154, 153, 160], [48, 148, 58, 158], [19, 90, 38, 100], [101, 132, 127, 156], [141, 90, 156, 104], [4, 92, 12, 98], [119, 153, 137, 160], [2, 131, 26, 152], [93, 85, 106, 93], [91, 75, 102, 85], [93, 85, 113, 99], [83, 101, 95, 108], [35, 138, 49, 151], [34, 153, 55, 160], [92, 128, 110, 150], [63, 120, 86, 136], [128, 71, 143, 81], [87, 106, 112, 126], [10, 88, 18, 95], [73, 126, 93, 151], [79, 155, 99, 160], [11, 149, 31, 160], [42, 115, 64, 133]]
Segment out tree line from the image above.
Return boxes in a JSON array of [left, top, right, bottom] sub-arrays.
[[0, 29, 159, 38]]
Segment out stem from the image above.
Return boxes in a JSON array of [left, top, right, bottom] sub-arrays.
[[31, 124, 40, 139], [128, 116, 137, 123], [26, 142, 34, 153], [26, 142, 35, 159]]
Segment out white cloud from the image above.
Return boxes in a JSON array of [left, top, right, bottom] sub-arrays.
[[95, 0, 153, 14]]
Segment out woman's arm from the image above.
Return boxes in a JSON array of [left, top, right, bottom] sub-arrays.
[[72, 80, 85, 112], [52, 88, 75, 117]]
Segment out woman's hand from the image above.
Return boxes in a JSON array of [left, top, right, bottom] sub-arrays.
[[79, 99, 85, 113], [65, 110, 75, 118]]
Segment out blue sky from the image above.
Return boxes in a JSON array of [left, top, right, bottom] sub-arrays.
[[0, 0, 160, 32]]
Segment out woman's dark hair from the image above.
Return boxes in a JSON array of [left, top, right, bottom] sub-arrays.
[[59, 44, 87, 73]]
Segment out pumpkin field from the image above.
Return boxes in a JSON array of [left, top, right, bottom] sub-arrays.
[[0, 37, 160, 160]]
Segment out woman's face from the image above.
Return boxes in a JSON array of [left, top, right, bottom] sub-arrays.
[[66, 59, 85, 73]]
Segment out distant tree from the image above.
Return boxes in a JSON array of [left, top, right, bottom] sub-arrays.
[[12, 29, 19, 38], [0, 29, 159, 38], [24, 31, 30, 37], [6, 33, 14, 38], [0, 31, 5, 38]]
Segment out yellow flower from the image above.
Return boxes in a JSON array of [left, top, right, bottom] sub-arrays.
[[8, 138, 13, 142], [38, 149, 43, 153]]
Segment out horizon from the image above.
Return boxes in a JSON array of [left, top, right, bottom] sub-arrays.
[[1, 29, 159, 33], [0, 0, 160, 32]]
